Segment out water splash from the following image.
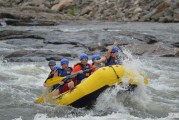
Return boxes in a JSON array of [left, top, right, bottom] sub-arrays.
[[1, 51, 179, 120], [86, 49, 152, 119]]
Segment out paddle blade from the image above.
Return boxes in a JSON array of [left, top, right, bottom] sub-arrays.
[[125, 71, 149, 85], [140, 73, 149, 85], [144, 76, 149, 85], [45, 76, 66, 87], [34, 96, 44, 103], [35, 90, 57, 104]]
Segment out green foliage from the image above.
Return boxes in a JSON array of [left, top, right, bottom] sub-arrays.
[[67, 6, 78, 16]]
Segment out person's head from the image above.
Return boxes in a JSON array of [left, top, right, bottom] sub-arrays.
[[80, 53, 88, 65], [60, 58, 69, 69], [92, 55, 101, 62], [111, 46, 118, 58], [52, 65, 60, 71], [48, 60, 56, 70]]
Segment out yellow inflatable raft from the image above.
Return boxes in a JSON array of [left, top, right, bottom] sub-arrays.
[[35, 65, 148, 108]]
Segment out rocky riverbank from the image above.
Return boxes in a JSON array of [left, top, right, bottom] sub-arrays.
[[0, 22, 178, 62], [0, 0, 179, 26], [0, 0, 179, 62]]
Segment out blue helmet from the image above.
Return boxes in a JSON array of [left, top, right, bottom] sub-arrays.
[[60, 58, 69, 65], [92, 55, 101, 62], [52, 65, 60, 71], [48, 60, 56, 66], [111, 46, 118, 53], [80, 53, 88, 60]]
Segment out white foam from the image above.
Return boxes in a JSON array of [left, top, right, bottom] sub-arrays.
[[30, 112, 171, 120], [94, 85, 128, 113], [0, 50, 178, 120], [12, 116, 22, 120], [0, 62, 48, 86]]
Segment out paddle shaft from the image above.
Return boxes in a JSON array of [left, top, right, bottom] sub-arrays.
[[44, 68, 89, 86], [62, 67, 95, 83], [51, 67, 95, 90], [116, 45, 127, 65]]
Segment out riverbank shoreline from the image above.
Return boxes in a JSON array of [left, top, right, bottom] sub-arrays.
[[0, 0, 179, 24], [0, 21, 178, 62]]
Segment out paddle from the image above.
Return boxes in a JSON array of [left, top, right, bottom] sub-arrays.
[[116, 44, 127, 65], [45, 75, 71, 87], [35, 76, 70, 104], [45, 67, 95, 87], [35, 67, 95, 104]]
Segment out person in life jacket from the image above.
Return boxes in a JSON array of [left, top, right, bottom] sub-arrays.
[[49, 65, 61, 91], [72, 53, 95, 86], [44, 60, 56, 87], [92, 54, 105, 70], [48, 60, 56, 70], [52, 58, 74, 96], [94, 43, 120, 66]]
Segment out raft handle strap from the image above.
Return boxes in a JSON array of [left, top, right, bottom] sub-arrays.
[[109, 66, 120, 79]]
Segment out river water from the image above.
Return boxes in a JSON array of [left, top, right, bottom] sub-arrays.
[[0, 22, 179, 120]]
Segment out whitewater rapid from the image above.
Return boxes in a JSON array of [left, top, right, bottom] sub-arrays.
[[0, 54, 179, 120], [0, 22, 179, 120]]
